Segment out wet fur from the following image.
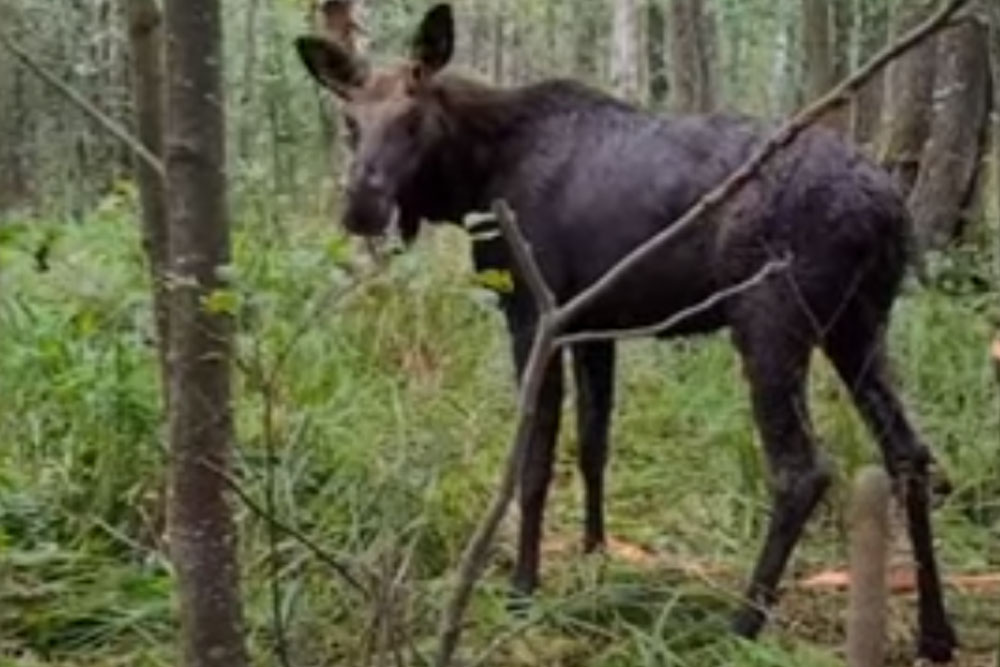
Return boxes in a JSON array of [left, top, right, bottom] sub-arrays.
[[407, 74, 953, 661], [299, 25, 957, 661]]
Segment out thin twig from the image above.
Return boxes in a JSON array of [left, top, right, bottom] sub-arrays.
[[202, 458, 370, 596], [553, 0, 972, 331], [0, 31, 165, 179], [555, 256, 791, 348], [434, 321, 556, 667], [491, 200, 556, 312]]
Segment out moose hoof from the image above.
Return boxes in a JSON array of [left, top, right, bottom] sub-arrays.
[[917, 625, 957, 664], [730, 607, 766, 640]]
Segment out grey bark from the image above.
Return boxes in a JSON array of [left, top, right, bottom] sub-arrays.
[[647, 0, 668, 106], [611, 0, 641, 101], [669, 0, 716, 112], [908, 15, 990, 251], [124, 0, 171, 407], [852, 0, 890, 147], [163, 0, 249, 663], [881, 0, 939, 194]]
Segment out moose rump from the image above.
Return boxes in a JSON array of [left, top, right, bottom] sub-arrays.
[[294, 3, 956, 662]]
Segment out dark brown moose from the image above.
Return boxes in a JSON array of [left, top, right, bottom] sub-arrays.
[[295, 4, 955, 661]]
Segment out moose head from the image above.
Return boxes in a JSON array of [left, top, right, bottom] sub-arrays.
[[296, 3, 456, 240]]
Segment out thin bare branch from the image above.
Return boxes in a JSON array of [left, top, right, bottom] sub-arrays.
[[555, 256, 791, 348], [0, 31, 166, 179], [554, 0, 972, 331], [202, 458, 370, 597], [491, 200, 556, 312]]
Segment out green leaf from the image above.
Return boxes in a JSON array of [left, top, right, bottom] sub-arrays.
[[472, 268, 514, 294], [201, 288, 241, 315]]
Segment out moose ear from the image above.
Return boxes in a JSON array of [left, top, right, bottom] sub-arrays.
[[410, 3, 454, 79], [295, 36, 366, 97]]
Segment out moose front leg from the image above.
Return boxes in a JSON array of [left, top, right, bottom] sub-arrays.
[[502, 302, 565, 600], [572, 342, 615, 553]]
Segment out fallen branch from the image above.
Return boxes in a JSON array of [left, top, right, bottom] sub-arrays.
[[433, 1, 972, 664], [0, 31, 165, 179]]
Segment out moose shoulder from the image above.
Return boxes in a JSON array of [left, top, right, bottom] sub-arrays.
[[295, 3, 956, 662]]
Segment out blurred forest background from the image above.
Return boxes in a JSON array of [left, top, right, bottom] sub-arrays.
[[0, 0, 998, 666]]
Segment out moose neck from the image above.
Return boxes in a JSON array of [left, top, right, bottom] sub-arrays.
[[409, 76, 562, 225]]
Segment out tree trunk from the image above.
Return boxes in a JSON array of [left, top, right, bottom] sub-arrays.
[[851, 0, 890, 148], [124, 0, 171, 407], [831, 0, 852, 81], [880, 0, 939, 194], [611, 0, 641, 102], [669, 0, 715, 112], [491, 2, 505, 85], [802, 0, 847, 130], [908, 17, 991, 252], [163, 0, 248, 663], [992, 2, 1000, 308], [574, 0, 601, 82], [802, 0, 834, 97], [647, 0, 668, 106]]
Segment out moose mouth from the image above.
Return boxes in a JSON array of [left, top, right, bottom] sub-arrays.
[[342, 193, 400, 239]]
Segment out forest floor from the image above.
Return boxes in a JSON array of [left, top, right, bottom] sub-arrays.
[[0, 196, 997, 666]]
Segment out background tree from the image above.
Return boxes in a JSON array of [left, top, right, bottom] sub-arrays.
[[908, 10, 991, 252], [163, 0, 248, 663], [124, 0, 170, 405], [851, 0, 890, 148], [881, 0, 939, 193], [610, 0, 641, 102], [646, 0, 669, 107], [669, 0, 716, 112]]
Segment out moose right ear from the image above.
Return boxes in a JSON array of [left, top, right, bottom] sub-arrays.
[[295, 36, 365, 97]]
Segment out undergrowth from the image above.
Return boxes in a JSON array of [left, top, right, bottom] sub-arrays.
[[0, 189, 997, 666]]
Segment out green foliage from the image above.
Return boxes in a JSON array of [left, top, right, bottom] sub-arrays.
[[1, 189, 998, 665], [1, 0, 998, 665]]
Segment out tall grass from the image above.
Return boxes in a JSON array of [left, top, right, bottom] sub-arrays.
[[0, 189, 997, 665]]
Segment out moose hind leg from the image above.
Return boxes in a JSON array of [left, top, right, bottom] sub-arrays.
[[572, 342, 616, 553], [823, 318, 956, 663], [731, 323, 831, 638]]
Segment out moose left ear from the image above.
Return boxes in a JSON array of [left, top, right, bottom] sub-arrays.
[[411, 3, 454, 79]]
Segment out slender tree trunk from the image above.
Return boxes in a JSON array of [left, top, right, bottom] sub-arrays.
[[647, 0, 668, 106], [163, 0, 248, 663], [611, 0, 641, 102], [238, 0, 261, 160], [124, 0, 171, 407], [670, 0, 715, 112], [802, 0, 848, 130], [880, 0, 939, 194], [852, 0, 890, 147], [491, 2, 505, 85], [908, 16, 991, 252], [574, 0, 601, 82], [802, 0, 834, 97], [831, 0, 852, 81], [992, 8, 1000, 504]]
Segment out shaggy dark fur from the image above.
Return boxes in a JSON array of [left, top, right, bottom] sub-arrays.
[[296, 4, 956, 661]]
